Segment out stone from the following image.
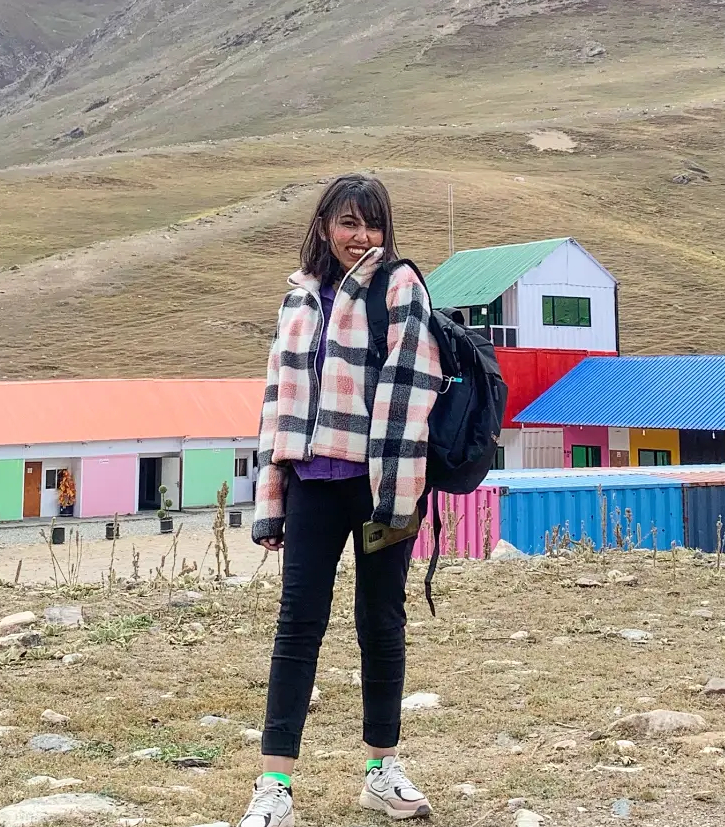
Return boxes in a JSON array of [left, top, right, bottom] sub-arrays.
[[113, 747, 162, 765], [552, 636, 570, 646], [507, 797, 527, 811], [553, 739, 577, 751], [188, 623, 205, 635], [25, 777, 83, 790], [510, 631, 530, 641], [0, 726, 21, 737], [576, 576, 603, 588], [607, 569, 625, 581], [28, 734, 81, 753], [637, 697, 656, 705], [511, 745, 524, 755], [170, 756, 211, 768], [454, 783, 476, 797], [402, 692, 440, 710], [43, 607, 83, 628], [585, 42, 606, 57], [704, 678, 725, 696], [0, 793, 120, 826], [40, 710, 69, 726], [61, 653, 83, 666], [0, 632, 42, 650], [615, 575, 639, 586], [490, 540, 527, 562], [243, 728, 263, 744], [701, 746, 724, 754], [199, 716, 233, 727], [309, 686, 322, 707], [496, 732, 520, 749], [351, 669, 362, 687], [673, 173, 693, 185], [515, 809, 545, 827], [609, 710, 707, 738], [693, 790, 717, 803], [691, 608, 714, 619], [619, 629, 652, 643], [68, 127, 86, 139], [0, 612, 36, 633], [616, 740, 637, 754], [678, 732, 725, 749], [593, 764, 643, 774], [612, 798, 632, 818], [170, 591, 205, 608], [222, 575, 251, 587]]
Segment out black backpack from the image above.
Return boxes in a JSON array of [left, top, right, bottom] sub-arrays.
[[367, 260, 508, 614]]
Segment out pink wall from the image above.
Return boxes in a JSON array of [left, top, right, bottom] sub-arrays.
[[413, 487, 501, 560], [79, 455, 137, 518], [563, 426, 609, 468]]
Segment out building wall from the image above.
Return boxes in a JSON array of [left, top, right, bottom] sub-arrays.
[[629, 429, 681, 466], [499, 429, 524, 469], [79, 455, 137, 518], [679, 430, 725, 465], [523, 428, 564, 468], [563, 426, 609, 467], [0, 459, 23, 522], [516, 241, 617, 352], [182, 448, 235, 508]]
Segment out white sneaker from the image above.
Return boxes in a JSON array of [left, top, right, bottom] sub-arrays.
[[238, 775, 294, 827], [359, 756, 432, 820]]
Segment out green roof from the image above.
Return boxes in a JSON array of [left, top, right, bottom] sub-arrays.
[[425, 237, 569, 309]]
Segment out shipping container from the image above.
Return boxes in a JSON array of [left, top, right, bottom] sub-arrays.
[[496, 473, 684, 555], [412, 488, 500, 560], [683, 485, 725, 552]]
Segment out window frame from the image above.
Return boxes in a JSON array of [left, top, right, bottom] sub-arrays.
[[542, 295, 592, 327], [571, 444, 602, 468], [234, 457, 249, 478], [638, 449, 672, 467], [492, 446, 505, 470]]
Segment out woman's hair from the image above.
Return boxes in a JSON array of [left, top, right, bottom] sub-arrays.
[[300, 173, 398, 285]]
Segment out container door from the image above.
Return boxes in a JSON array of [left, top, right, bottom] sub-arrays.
[[161, 457, 181, 511], [684, 485, 725, 553], [609, 449, 630, 467], [23, 462, 42, 518]]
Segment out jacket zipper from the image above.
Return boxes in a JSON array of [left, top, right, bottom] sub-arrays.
[[304, 247, 381, 458]]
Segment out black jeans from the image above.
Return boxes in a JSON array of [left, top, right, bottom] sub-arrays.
[[262, 470, 427, 759]]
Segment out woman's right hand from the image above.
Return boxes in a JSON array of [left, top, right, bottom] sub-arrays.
[[261, 537, 284, 551]]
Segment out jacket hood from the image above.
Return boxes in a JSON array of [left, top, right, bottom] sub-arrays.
[[288, 246, 385, 293]]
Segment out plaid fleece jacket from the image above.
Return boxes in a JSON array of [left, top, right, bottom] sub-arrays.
[[252, 247, 442, 543]]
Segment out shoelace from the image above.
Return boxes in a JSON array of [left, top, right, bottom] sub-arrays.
[[245, 782, 287, 818], [380, 760, 417, 791]]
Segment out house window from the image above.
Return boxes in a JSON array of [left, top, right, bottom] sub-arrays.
[[235, 457, 249, 477], [543, 296, 591, 327], [639, 449, 671, 467], [571, 445, 601, 468], [45, 469, 66, 489], [470, 306, 487, 327], [470, 296, 503, 328], [492, 446, 505, 470]]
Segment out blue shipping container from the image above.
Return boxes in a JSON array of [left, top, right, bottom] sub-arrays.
[[497, 474, 684, 555]]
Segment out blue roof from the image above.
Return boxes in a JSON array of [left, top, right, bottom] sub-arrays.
[[514, 355, 725, 431], [485, 469, 682, 492]]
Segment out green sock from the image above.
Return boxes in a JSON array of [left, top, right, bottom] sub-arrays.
[[263, 771, 292, 789], [366, 759, 384, 773]]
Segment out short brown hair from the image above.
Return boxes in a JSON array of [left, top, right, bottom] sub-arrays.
[[300, 173, 398, 285]]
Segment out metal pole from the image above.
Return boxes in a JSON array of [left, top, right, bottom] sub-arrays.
[[448, 184, 454, 257]]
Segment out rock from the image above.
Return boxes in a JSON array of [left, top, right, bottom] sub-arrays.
[[703, 678, 725, 696], [616, 740, 637, 754], [43, 607, 83, 628], [607, 569, 624, 581], [693, 790, 717, 803], [188, 623, 205, 635], [636, 697, 656, 705], [609, 710, 708, 738], [490, 540, 527, 562], [199, 716, 233, 727], [510, 631, 530, 641], [113, 747, 162, 765], [701, 746, 724, 755], [454, 783, 477, 797], [402, 692, 440, 710], [615, 575, 639, 586], [243, 728, 263, 744], [170, 591, 204, 608], [507, 797, 527, 811], [551, 636, 570, 646], [279, 194, 289, 202], [673, 173, 693, 185], [515, 809, 545, 827], [678, 732, 725, 749], [222, 575, 250, 588], [686, 162, 710, 176], [576, 576, 603, 588], [0, 612, 37, 633], [309, 686, 322, 707], [61, 653, 83, 666], [28, 734, 81, 753], [553, 739, 577, 751], [619, 629, 652, 643], [351, 669, 362, 687], [691, 608, 714, 619], [67, 127, 86, 139], [593, 764, 643, 774], [510, 745, 524, 755], [0, 632, 42, 650], [84, 97, 110, 113], [585, 42, 606, 57], [0, 726, 21, 737], [170, 756, 211, 768], [612, 798, 632, 818], [496, 732, 520, 749], [25, 777, 83, 790], [40, 710, 69, 726], [0, 793, 120, 826]]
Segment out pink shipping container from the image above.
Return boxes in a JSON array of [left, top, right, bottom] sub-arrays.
[[413, 487, 501, 560]]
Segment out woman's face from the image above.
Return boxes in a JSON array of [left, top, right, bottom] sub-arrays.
[[325, 204, 384, 273]]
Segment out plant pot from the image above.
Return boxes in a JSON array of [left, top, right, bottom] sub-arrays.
[[229, 510, 242, 528], [105, 522, 120, 541], [159, 517, 174, 534], [52, 526, 66, 545], [59, 505, 74, 517]]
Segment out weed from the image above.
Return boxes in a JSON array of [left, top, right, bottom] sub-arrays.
[[86, 614, 154, 647]]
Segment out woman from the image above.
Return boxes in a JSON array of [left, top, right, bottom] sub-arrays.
[[239, 173, 442, 827]]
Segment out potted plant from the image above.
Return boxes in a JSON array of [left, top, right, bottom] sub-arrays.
[[158, 484, 174, 534], [58, 470, 76, 517]]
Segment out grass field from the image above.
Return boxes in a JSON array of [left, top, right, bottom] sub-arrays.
[[1, 543, 724, 827]]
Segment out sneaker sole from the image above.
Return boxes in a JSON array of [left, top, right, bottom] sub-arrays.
[[360, 790, 432, 820], [238, 808, 295, 827]]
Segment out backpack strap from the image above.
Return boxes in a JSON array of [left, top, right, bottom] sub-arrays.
[[425, 489, 441, 617]]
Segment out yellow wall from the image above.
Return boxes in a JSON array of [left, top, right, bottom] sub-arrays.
[[628, 429, 681, 466]]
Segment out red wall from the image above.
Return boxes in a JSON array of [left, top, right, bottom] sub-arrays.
[[497, 348, 616, 428]]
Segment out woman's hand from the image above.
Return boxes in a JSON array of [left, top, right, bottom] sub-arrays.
[[261, 537, 284, 551]]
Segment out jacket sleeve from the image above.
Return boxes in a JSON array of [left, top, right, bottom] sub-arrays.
[[251, 313, 289, 544], [368, 265, 442, 528]]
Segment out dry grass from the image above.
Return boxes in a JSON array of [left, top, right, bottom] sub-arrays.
[[1, 550, 724, 826]]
